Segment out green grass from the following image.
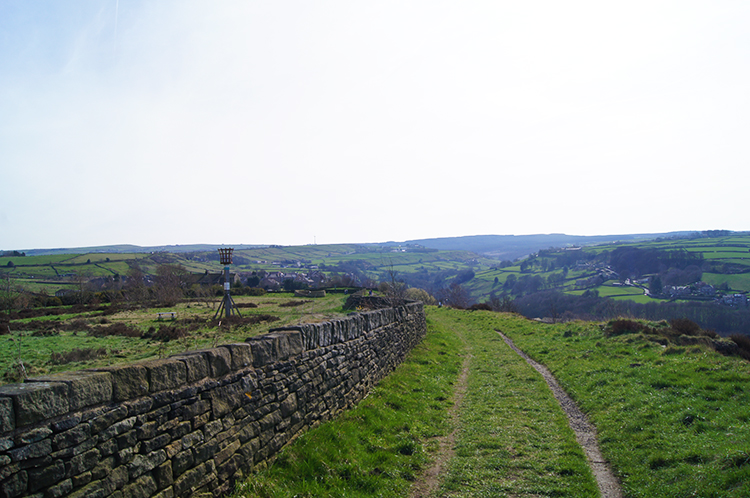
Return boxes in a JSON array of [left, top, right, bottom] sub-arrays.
[[433, 308, 597, 497], [2, 293, 349, 383], [231, 306, 465, 498], [495, 314, 750, 498], [232, 307, 598, 498]]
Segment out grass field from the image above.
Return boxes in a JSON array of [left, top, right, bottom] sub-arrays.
[[1, 293, 348, 383]]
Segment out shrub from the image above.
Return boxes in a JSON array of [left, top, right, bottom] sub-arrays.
[[150, 325, 188, 342], [605, 319, 649, 337], [279, 300, 309, 308], [49, 348, 107, 365], [89, 323, 142, 338], [669, 318, 703, 337], [730, 334, 750, 361]]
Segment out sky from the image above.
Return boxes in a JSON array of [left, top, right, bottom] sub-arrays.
[[1, 1, 749, 250]]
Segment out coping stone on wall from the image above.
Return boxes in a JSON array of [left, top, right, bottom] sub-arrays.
[[24, 371, 113, 412], [143, 358, 188, 393], [170, 352, 210, 383], [0, 396, 14, 433], [92, 364, 149, 402], [0, 382, 69, 427]]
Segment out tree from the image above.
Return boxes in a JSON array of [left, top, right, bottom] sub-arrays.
[[154, 264, 188, 306], [650, 275, 663, 295], [404, 288, 437, 305], [437, 283, 471, 309]]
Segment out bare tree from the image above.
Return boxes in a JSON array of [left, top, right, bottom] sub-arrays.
[[154, 264, 188, 307]]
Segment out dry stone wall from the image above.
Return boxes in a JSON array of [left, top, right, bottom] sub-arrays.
[[0, 302, 425, 498]]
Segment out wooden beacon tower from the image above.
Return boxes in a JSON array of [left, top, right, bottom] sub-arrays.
[[214, 247, 241, 319]]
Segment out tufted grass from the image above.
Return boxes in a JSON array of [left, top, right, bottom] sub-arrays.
[[488, 311, 750, 498], [231, 309, 464, 497]]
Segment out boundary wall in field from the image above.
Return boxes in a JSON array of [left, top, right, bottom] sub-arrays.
[[0, 302, 426, 498]]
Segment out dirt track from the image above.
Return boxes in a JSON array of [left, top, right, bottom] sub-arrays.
[[496, 329, 623, 498]]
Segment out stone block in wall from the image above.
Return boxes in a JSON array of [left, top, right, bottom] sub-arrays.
[[191, 348, 231, 378], [0, 397, 14, 433], [224, 343, 253, 370], [143, 359, 187, 393], [169, 352, 209, 383], [92, 364, 149, 402], [249, 330, 303, 367], [0, 382, 69, 428], [25, 371, 113, 412]]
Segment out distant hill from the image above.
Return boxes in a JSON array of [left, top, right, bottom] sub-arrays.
[[404, 232, 694, 260], [23, 244, 268, 256]]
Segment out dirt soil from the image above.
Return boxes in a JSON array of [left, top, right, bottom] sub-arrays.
[[496, 329, 624, 498]]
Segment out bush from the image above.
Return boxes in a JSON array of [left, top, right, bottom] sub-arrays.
[[89, 323, 142, 338], [49, 348, 107, 365], [730, 334, 750, 361], [669, 318, 704, 336]]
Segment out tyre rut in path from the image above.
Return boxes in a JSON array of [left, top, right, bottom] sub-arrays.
[[409, 353, 472, 498], [496, 329, 623, 498]]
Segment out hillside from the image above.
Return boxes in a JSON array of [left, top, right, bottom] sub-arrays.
[[2, 230, 749, 335]]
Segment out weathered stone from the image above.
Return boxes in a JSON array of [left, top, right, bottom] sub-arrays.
[[153, 487, 174, 498], [193, 348, 231, 378], [141, 433, 171, 454], [46, 478, 72, 498], [100, 416, 137, 442], [68, 447, 100, 475], [224, 343, 253, 370], [202, 421, 223, 440], [127, 396, 154, 416], [8, 438, 52, 462], [169, 421, 191, 440], [93, 365, 148, 402], [28, 458, 65, 491], [136, 421, 157, 440], [0, 396, 15, 433], [170, 353, 209, 383], [116, 430, 139, 450], [208, 382, 244, 418], [90, 405, 129, 434], [280, 392, 298, 418], [215, 439, 240, 466], [26, 371, 112, 411], [0, 469, 27, 498], [143, 359, 187, 393], [173, 461, 214, 497], [72, 470, 93, 488], [128, 449, 166, 480], [181, 430, 204, 450], [91, 456, 115, 480], [16, 427, 52, 445], [51, 413, 81, 432], [153, 461, 173, 490], [0, 382, 69, 428], [121, 473, 157, 498], [172, 448, 194, 476]]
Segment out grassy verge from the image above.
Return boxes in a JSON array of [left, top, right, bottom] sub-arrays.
[[432, 308, 597, 497], [494, 313, 750, 497], [230, 308, 465, 497]]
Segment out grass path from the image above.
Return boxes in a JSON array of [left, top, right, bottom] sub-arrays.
[[496, 328, 622, 498], [431, 308, 598, 497]]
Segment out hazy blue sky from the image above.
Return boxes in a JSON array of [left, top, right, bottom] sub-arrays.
[[1, 1, 748, 250]]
